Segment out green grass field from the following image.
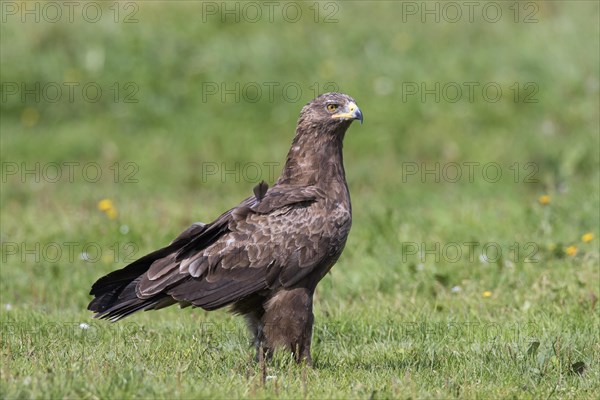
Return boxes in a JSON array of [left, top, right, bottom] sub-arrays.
[[1, 1, 599, 398]]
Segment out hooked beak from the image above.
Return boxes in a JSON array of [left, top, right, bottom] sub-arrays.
[[332, 101, 363, 124]]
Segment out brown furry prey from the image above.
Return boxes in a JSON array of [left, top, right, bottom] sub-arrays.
[[88, 93, 363, 364]]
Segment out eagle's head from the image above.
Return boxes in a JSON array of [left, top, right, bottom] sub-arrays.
[[281, 92, 362, 185], [298, 92, 363, 133]]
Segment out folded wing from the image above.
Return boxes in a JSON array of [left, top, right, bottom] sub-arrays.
[[88, 184, 333, 320]]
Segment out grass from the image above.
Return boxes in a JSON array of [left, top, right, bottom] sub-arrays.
[[1, 1, 599, 398]]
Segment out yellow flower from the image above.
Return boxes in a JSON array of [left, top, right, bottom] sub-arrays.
[[582, 232, 594, 243], [21, 107, 40, 128], [97, 198, 118, 219], [105, 208, 118, 220], [538, 195, 551, 205], [482, 291, 492, 298], [565, 246, 577, 256], [97, 199, 114, 211]]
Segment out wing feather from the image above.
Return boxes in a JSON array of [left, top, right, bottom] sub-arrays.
[[91, 184, 347, 318], [134, 186, 333, 309]]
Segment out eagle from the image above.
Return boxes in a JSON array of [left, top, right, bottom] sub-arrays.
[[88, 92, 363, 364]]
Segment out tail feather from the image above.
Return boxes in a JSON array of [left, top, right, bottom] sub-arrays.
[[88, 243, 182, 318], [95, 297, 167, 321], [88, 222, 211, 320], [89, 242, 181, 298]]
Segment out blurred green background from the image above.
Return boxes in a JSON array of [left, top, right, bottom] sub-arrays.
[[1, 1, 599, 398]]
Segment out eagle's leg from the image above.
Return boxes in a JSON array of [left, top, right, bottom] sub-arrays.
[[238, 308, 272, 363], [262, 288, 314, 365], [254, 323, 274, 363], [233, 296, 273, 362]]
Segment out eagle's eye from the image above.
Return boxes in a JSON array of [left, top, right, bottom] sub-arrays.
[[326, 103, 339, 112]]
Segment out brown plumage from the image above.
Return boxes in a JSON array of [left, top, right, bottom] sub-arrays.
[[88, 92, 363, 364]]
